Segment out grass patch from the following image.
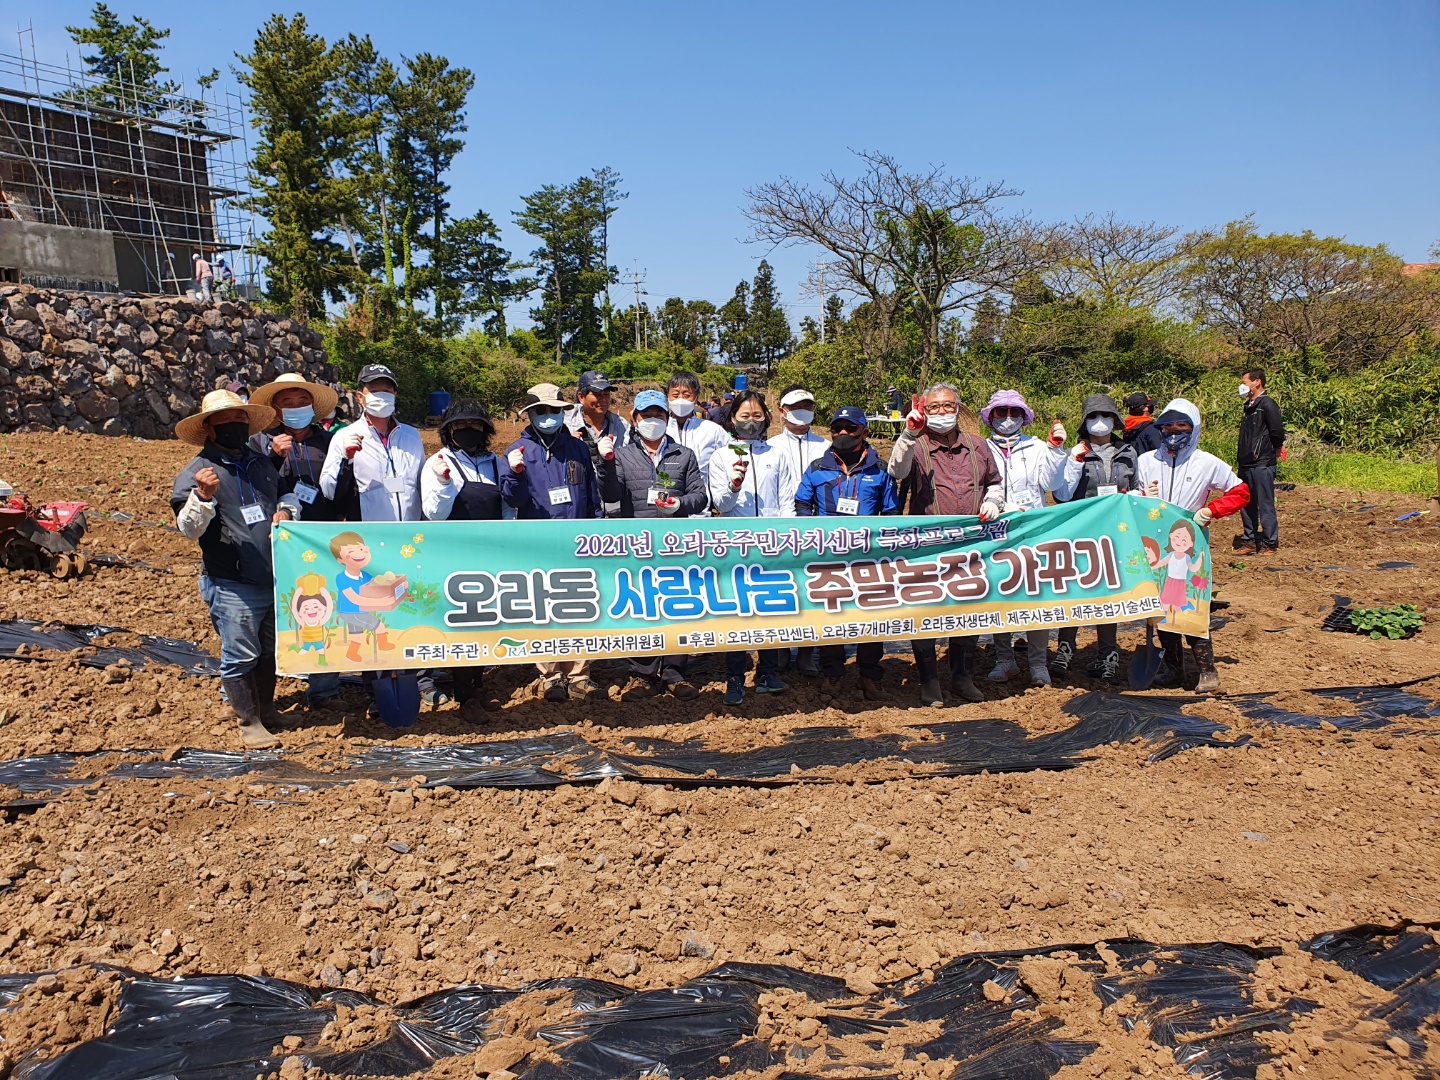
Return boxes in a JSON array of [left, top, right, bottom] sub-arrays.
[[1279, 451, 1439, 496]]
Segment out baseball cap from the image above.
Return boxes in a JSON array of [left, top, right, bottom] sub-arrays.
[[633, 389, 668, 413], [831, 405, 868, 429], [523, 382, 568, 411], [1124, 391, 1154, 414], [357, 363, 398, 388], [578, 370, 613, 394], [779, 388, 815, 407]]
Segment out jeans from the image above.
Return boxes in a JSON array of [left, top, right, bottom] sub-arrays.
[[726, 649, 780, 679], [198, 576, 274, 680], [1239, 464, 1278, 548], [307, 671, 341, 701]]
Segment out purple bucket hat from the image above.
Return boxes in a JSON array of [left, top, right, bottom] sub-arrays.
[[980, 389, 1034, 427]]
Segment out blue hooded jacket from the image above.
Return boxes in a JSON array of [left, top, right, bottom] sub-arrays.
[[793, 445, 899, 517]]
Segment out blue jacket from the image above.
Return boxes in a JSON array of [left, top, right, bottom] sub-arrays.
[[793, 445, 899, 517], [501, 426, 603, 520]]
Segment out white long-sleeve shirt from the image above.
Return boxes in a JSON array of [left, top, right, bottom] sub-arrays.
[[420, 449, 516, 521], [666, 414, 729, 516], [319, 419, 426, 522], [708, 439, 790, 517], [985, 435, 1067, 511], [767, 428, 830, 515]]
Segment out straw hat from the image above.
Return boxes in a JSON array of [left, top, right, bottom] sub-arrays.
[[174, 389, 276, 446], [248, 372, 339, 420]]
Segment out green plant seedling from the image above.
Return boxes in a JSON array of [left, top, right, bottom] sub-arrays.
[[1347, 603, 1423, 640]]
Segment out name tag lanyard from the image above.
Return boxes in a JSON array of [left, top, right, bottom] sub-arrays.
[[230, 459, 265, 525], [835, 460, 863, 515], [290, 436, 321, 504], [374, 426, 405, 515]]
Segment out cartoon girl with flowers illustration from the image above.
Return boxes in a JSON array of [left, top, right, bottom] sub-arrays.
[[1146, 519, 1203, 625]]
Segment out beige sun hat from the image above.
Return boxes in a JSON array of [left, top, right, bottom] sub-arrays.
[[521, 382, 568, 411], [248, 372, 339, 420], [174, 390, 276, 446]]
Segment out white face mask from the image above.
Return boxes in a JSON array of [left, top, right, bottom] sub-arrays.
[[364, 391, 396, 418], [1087, 416, 1115, 438], [926, 413, 957, 434], [668, 398, 695, 418], [990, 416, 1022, 437], [636, 417, 667, 442], [786, 409, 814, 427], [1237, 382, 1251, 399]]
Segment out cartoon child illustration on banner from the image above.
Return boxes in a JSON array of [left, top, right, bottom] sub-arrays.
[[1143, 517, 1210, 636], [290, 572, 335, 663], [330, 530, 408, 663]]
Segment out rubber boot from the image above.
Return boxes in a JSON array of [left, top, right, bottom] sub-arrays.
[[1191, 637, 1221, 694], [346, 639, 363, 663], [376, 630, 396, 651], [915, 651, 944, 707], [252, 657, 279, 723], [949, 639, 984, 703], [224, 674, 279, 750]]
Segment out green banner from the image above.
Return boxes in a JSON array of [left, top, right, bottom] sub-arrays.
[[270, 494, 1211, 674]]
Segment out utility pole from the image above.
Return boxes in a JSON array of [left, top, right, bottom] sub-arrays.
[[621, 264, 647, 350], [800, 259, 835, 342]]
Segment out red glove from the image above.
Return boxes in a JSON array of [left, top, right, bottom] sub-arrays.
[[1072, 441, 1089, 462], [905, 394, 926, 434], [1279, 446, 1288, 462], [1048, 421, 1066, 447]]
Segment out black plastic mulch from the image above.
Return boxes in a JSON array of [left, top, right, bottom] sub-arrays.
[[6, 927, 1435, 1080], [0, 620, 218, 677]]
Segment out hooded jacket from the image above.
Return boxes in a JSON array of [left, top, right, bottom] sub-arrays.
[[1124, 415, 1164, 455], [1135, 398, 1249, 517], [501, 425, 603, 519], [794, 445, 899, 517], [1057, 394, 1140, 500]]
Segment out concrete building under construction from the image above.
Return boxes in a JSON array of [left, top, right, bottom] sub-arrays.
[[0, 45, 253, 296]]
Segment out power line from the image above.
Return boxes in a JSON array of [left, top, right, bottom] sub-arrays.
[[619, 263, 648, 350]]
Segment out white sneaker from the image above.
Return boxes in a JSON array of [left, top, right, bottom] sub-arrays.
[[987, 661, 1019, 681], [1029, 663, 1052, 687]]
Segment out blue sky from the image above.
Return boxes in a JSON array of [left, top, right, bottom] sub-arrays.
[[20, 1, 1440, 326]]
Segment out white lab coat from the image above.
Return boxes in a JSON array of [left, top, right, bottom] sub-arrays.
[[767, 429, 830, 515], [708, 440, 790, 517], [319, 419, 426, 522]]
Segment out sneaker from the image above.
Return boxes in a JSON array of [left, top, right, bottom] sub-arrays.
[[571, 678, 605, 702], [1085, 648, 1121, 681], [1029, 663, 1052, 687], [818, 677, 841, 699], [754, 673, 788, 694], [987, 661, 1019, 681], [421, 689, 451, 708], [796, 652, 820, 677], [723, 676, 745, 705], [1232, 535, 1254, 550], [1050, 640, 1074, 675], [620, 676, 658, 702], [860, 677, 887, 701], [543, 679, 570, 703], [668, 680, 699, 700]]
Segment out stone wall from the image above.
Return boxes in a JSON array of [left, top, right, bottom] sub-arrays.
[[0, 284, 345, 438]]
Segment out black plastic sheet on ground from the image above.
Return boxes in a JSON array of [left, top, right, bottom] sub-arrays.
[[5, 926, 1433, 1080], [0, 697, 1249, 801], [0, 620, 218, 676], [1229, 681, 1440, 733]]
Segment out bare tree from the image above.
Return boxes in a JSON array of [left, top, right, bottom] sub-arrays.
[[745, 151, 1043, 384], [1045, 212, 1193, 311]]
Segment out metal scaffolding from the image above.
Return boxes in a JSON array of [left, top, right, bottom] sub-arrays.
[[0, 33, 256, 295]]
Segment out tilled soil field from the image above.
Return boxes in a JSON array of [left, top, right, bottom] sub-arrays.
[[0, 430, 1438, 1079]]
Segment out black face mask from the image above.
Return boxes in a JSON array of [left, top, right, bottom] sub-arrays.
[[831, 432, 862, 453], [733, 419, 767, 441], [450, 428, 487, 453], [212, 421, 250, 451]]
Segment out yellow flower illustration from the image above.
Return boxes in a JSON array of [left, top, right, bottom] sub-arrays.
[[412, 533, 425, 544], [277, 529, 290, 541], [401, 544, 416, 558], [1148, 507, 1163, 520], [1117, 522, 1128, 532], [302, 550, 317, 562]]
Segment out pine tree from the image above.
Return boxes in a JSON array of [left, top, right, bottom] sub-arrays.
[[438, 212, 533, 339], [66, 3, 179, 115], [335, 35, 400, 290], [747, 260, 793, 374], [718, 281, 753, 365], [238, 15, 360, 317]]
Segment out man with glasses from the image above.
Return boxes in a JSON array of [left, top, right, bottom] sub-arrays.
[[794, 406, 899, 700], [889, 383, 1005, 706], [566, 369, 630, 480]]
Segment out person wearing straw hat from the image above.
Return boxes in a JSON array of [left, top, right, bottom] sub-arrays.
[[249, 373, 344, 711], [171, 389, 303, 750]]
